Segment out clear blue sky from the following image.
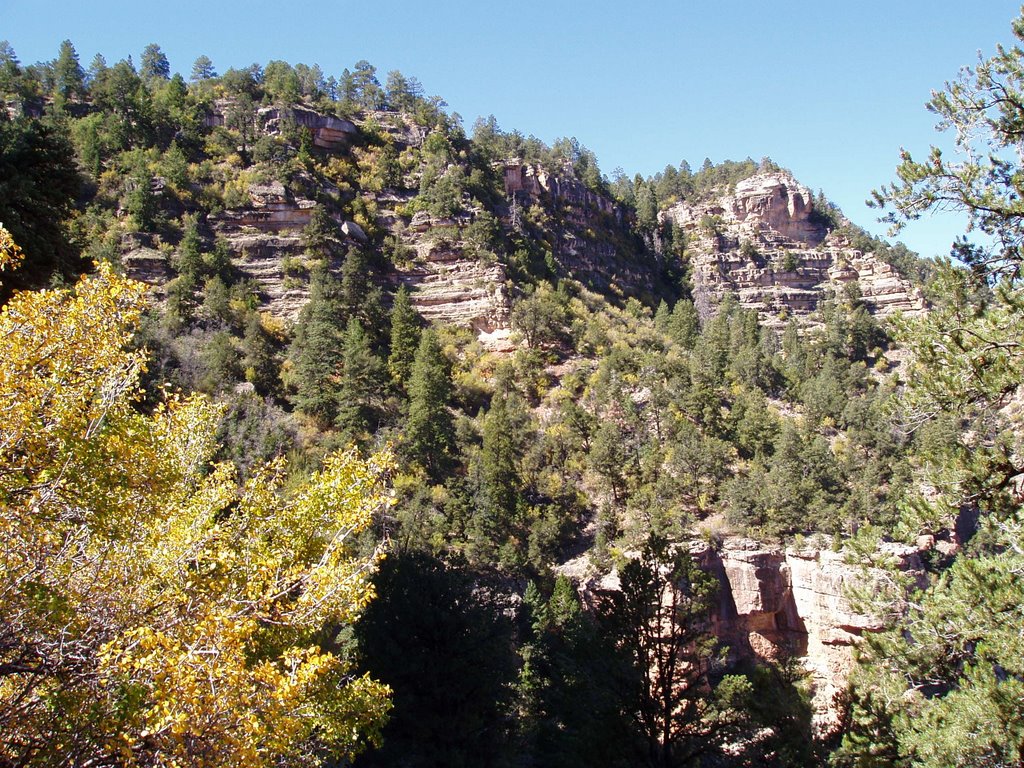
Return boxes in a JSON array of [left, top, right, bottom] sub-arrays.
[[5, 0, 1022, 257]]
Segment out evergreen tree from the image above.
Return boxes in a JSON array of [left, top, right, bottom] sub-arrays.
[[52, 39, 85, 103], [388, 285, 420, 389], [354, 553, 517, 768], [472, 386, 530, 563], [404, 329, 455, 481], [352, 60, 384, 109], [0, 41, 21, 96], [518, 577, 634, 767], [241, 312, 278, 395], [289, 264, 344, 427], [668, 298, 700, 349], [339, 247, 369, 322], [336, 316, 385, 441], [0, 111, 82, 299], [190, 55, 216, 82], [597, 534, 750, 767], [840, 11, 1024, 758], [139, 43, 170, 82]]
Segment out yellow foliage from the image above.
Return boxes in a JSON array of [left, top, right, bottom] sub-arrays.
[[0, 259, 392, 766], [0, 224, 23, 271]]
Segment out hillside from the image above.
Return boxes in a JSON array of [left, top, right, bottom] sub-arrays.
[[4, 34, 1021, 768]]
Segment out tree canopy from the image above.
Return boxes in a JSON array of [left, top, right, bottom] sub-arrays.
[[0, 238, 393, 767], [841, 9, 1024, 766]]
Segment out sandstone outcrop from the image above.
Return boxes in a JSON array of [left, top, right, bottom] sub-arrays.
[[503, 162, 662, 301], [396, 236, 511, 333], [504, 162, 618, 219], [121, 245, 172, 290], [706, 538, 925, 728], [575, 536, 926, 730], [664, 172, 928, 328], [204, 102, 358, 151]]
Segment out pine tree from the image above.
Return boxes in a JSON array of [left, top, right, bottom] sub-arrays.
[[388, 285, 420, 390], [289, 264, 344, 427], [839, 11, 1024, 763], [668, 298, 699, 349], [190, 55, 216, 82], [52, 39, 84, 103], [139, 43, 170, 82], [597, 534, 750, 767], [404, 329, 455, 481], [242, 312, 278, 395], [339, 247, 369, 321], [336, 316, 385, 441], [472, 388, 529, 561], [518, 577, 634, 767]]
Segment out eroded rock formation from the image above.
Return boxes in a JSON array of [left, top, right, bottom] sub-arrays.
[[664, 172, 928, 328], [504, 161, 662, 301], [204, 102, 358, 151], [576, 537, 926, 730], [702, 538, 925, 728]]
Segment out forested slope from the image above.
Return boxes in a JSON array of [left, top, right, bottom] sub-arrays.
[[1, 18, 1021, 765]]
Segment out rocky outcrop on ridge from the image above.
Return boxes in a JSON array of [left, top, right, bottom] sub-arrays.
[[204, 102, 358, 151], [664, 172, 928, 328], [504, 161, 664, 302]]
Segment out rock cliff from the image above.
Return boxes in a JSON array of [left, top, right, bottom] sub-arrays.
[[503, 161, 665, 302], [663, 172, 928, 328], [123, 104, 922, 348], [578, 537, 927, 731], [704, 538, 926, 729], [204, 102, 359, 151]]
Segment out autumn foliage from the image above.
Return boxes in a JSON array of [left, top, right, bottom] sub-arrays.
[[0, 237, 392, 766]]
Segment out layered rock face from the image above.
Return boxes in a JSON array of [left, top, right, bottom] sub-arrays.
[[663, 172, 928, 328], [702, 538, 926, 729], [207, 179, 363, 319], [504, 162, 663, 302], [376, 192, 514, 343], [578, 537, 926, 729], [204, 102, 358, 151]]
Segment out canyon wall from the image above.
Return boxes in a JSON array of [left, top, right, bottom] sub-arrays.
[[663, 172, 928, 328], [704, 538, 925, 728], [579, 537, 927, 730]]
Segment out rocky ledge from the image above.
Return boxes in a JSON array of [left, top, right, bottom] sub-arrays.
[[703, 538, 926, 729]]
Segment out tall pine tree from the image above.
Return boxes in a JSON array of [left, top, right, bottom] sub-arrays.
[[388, 285, 420, 390], [404, 329, 455, 481], [289, 264, 344, 427], [336, 316, 385, 442]]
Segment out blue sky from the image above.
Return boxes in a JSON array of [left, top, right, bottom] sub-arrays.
[[5, 0, 1021, 257]]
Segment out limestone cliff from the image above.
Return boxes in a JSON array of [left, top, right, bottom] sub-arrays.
[[121, 103, 922, 349], [503, 161, 666, 302], [663, 172, 928, 328]]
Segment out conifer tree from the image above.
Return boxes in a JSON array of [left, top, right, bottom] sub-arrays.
[[388, 285, 420, 389], [404, 329, 455, 481], [839, 12, 1024, 763], [52, 39, 85, 103], [289, 264, 344, 427], [336, 316, 385, 441], [190, 54, 216, 82], [242, 312, 278, 395]]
